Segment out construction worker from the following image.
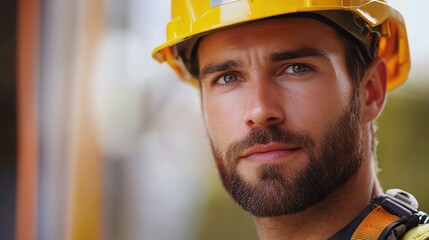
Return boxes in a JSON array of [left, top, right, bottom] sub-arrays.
[[152, 1, 429, 239]]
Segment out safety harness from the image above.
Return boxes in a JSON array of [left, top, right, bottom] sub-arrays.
[[330, 189, 429, 240]]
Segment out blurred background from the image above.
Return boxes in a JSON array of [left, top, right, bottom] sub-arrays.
[[1, 0, 427, 240]]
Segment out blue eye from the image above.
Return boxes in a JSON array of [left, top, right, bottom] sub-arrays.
[[216, 73, 238, 85], [285, 64, 312, 74]]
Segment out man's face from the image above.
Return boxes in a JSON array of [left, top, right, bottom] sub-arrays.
[[197, 18, 364, 217]]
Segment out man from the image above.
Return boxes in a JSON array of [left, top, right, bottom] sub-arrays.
[[152, 0, 429, 239]]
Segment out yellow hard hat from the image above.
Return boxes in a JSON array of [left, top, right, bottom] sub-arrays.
[[152, 0, 410, 91]]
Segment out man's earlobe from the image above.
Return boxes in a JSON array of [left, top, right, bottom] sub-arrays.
[[360, 57, 387, 123]]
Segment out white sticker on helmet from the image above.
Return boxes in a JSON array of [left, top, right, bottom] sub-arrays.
[[211, 0, 240, 7]]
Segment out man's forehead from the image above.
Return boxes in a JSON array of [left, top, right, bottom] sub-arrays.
[[197, 17, 342, 60], [198, 16, 341, 50], [191, 15, 348, 80], [196, 18, 347, 82]]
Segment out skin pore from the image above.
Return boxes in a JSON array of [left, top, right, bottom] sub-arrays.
[[197, 17, 387, 239]]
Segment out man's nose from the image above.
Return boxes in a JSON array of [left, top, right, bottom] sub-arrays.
[[243, 80, 285, 128]]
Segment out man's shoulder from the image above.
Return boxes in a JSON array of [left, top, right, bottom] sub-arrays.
[[401, 224, 429, 240]]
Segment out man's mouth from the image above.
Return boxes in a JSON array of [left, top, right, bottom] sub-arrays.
[[240, 143, 301, 163]]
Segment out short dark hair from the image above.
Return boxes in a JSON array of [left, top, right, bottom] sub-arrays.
[[343, 31, 374, 89]]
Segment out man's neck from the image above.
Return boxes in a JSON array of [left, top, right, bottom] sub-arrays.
[[253, 159, 382, 240]]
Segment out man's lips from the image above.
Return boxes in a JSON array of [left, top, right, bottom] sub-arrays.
[[240, 143, 301, 163]]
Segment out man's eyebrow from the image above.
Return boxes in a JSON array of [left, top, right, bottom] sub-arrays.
[[199, 60, 241, 79], [199, 48, 328, 79], [270, 48, 329, 62]]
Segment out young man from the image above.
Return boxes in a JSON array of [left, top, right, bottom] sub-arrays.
[[152, 1, 429, 239]]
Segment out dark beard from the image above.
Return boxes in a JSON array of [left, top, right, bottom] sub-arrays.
[[210, 94, 363, 217]]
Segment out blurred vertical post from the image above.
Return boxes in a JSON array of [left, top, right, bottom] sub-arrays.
[[66, 0, 105, 239], [16, 0, 39, 239]]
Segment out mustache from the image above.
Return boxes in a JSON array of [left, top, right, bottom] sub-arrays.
[[225, 125, 315, 163]]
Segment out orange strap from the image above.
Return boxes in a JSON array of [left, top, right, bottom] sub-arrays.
[[351, 205, 400, 240]]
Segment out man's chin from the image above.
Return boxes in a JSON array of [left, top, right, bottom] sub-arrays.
[[234, 160, 304, 186], [229, 173, 311, 217]]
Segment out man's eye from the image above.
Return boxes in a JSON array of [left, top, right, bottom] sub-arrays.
[[215, 73, 238, 85], [285, 64, 312, 74]]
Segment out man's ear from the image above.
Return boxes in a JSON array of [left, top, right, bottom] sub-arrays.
[[360, 57, 387, 123]]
